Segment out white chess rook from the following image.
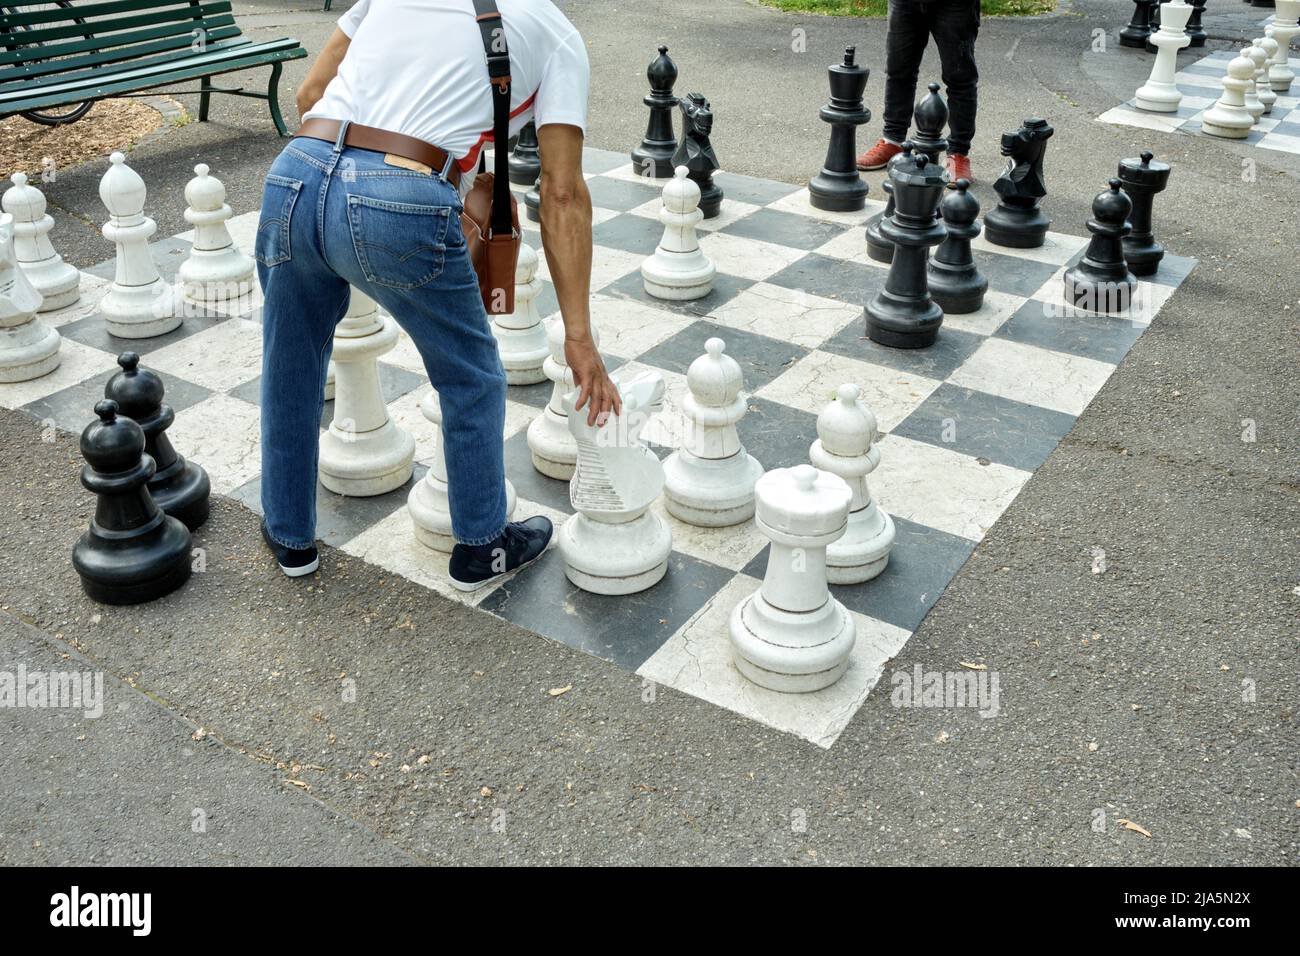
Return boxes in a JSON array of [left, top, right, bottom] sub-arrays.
[[2, 173, 80, 311], [408, 388, 516, 552], [318, 288, 415, 496], [1251, 38, 1278, 113], [178, 163, 254, 306], [1134, 1, 1193, 113], [729, 464, 856, 693], [1268, 1, 1299, 93], [662, 338, 762, 527], [1201, 52, 1258, 139], [558, 367, 672, 594], [641, 166, 715, 301], [98, 152, 180, 338], [527, 316, 600, 479], [0, 214, 61, 383], [491, 242, 548, 384]]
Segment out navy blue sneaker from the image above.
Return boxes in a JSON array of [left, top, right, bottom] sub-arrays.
[[261, 522, 320, 578], [449, 516, 553, 592]]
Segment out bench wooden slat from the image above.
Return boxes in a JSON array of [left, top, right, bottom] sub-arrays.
[[0, 16, 239, 68], [0, 2, 233, 48], [0, 0, 233, 30], [0, 32, 248, 85]]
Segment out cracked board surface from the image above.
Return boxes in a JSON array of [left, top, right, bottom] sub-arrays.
[[1, 146, 1196, 748], [1098, 49, 1300, 154]]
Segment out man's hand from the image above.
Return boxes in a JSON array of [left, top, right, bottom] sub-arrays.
[[565, 335, 621, 426]]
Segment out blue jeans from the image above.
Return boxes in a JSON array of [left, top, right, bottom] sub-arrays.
[[254, 129, 508, 549]]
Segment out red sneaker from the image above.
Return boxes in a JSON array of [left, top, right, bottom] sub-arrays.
[[945, 153, 973, 185], [856, 138, 904, 171]]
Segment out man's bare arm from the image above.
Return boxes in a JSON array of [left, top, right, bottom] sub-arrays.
[[295, 27, 351, 120], [537, 123, 621, 424]]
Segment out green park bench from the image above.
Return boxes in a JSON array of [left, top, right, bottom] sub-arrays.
[[1, 1, 307, 136]]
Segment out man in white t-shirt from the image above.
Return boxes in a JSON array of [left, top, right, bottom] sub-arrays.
[[254, 0, 617, 590]]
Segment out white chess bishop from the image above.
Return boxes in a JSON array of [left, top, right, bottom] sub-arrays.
[[808, 383, 894, 584], [491, 241, 548, 384], [2, 173, 80, 311], [729, 464, 856, 693], [1134, 1, 1192, 113], [558, 367, 673, 594], [527, 316, 600, 479], [662, 337, 762, 527], [318, 288, 415, 496], [98, 152, 180, 338], [1201, 52, 1258, 139], [408, 387, 517, 552], [178, 163, 254, 306], [0, 214, 61, 383], [641, 166, 715, 301]]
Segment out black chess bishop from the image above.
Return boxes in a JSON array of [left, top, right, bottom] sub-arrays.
[[984, 117, 1054, 249], [105, 351, 210, 530], [1117, 150, 1170, 277], [631, 45, 680, 178], [1064, 179, 1138, 314], [672, 92, 723, 218], [809, 47, 871, 212], [72, 400, 193, 605], [508, 120, 541, 187], [928, 179, 987, 314]]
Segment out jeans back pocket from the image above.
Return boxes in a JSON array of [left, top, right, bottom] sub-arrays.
[[254, 174, 303, 267], [347, 196, 452, 291]]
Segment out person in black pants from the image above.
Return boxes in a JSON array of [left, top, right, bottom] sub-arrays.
[[857, 0, 981, 183]]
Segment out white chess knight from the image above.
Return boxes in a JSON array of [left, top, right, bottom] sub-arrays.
[[178, 163, 254, 305], [0, 214, 61, 383], [662, 338, 762, 527], [408, 388, 517, 552], [808, 384, 895, 584], [558, 367, 673, 594], [527, 316, 600, 479], [491, 241, 548, 385], [1134, 1, 1192, 113], [729, 464, 856, 693], [1201, 52, 1258, 139], [318, 288, 415, 496], [1268, 1, 1299, 93], [1, 173, 80, 311], [641, 166, 715, 301], [98, 151, 180, 338], [1250, 38, 1278, 114]]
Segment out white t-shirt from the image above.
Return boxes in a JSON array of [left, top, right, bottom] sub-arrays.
[[304, 0, 589, 177]]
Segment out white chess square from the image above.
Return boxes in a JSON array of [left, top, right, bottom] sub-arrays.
[[764, 188, 885, 226], [147, 318, 264, 393], [698, 231, 810, 282], [0, 338, 118, 409], [167, 393, 262, 494], [947, 337, 1116, 417], [706, 281, 862, 350], [588, 294, 695, 358]]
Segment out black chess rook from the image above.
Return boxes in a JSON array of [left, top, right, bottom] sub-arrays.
[[1117, 150, 1170, 277], [809, 46, 871, 212], [928, 179, 987, 314], [984, 117, 1054, 249], [631, 45, 680, 178], [1064, 179, 1138, 314]]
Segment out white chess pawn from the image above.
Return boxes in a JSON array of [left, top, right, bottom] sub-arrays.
[[408, 388, 516, 552], [491, 242, 548, 384], [1241, 44, 1266, 121], [1134, 1, 1193, 113], [1, 173, 79, 311], [1251, 38, 1278, 113], [527, 316, 600, 480], [1201, 53, 1258, 139], [729, 464, 856, 693], [1267, 6, 1299, 93], [318, 288, 415, 496], [0, 214, 61, 383], [641, 166, 715, 301], [178, 163, 254, 306], [558, 367, 672, 594], [662, 338, 762, 527], [98, 152, 180, 338], [809, 384, 895, 584]]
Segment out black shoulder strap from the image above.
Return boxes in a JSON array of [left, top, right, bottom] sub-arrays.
[[472, 0, 514, 237]]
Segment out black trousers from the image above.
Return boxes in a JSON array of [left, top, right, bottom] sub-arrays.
[[882, 0, 981, 156]]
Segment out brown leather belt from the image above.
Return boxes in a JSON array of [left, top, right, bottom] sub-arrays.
[[296, 118, 462, 186]]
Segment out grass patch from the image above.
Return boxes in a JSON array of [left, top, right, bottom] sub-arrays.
[[760, 0, 1056, 16]]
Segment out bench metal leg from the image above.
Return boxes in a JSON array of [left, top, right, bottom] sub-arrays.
[[199, 76, 213, 122], [266, 61, 288, 137]]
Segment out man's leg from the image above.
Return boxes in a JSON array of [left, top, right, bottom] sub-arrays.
[[932, 0, 981, 156], [883, 0, 933, 144], [257, 143, 351, 550]]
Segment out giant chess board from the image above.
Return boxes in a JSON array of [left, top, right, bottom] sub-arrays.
[[0, 146, 1196, 748], [1099, 48, 1300, 154]]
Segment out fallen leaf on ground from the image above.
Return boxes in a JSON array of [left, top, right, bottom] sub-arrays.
[[1116, 819, 1152, 838], [548, 684, 572, 697]]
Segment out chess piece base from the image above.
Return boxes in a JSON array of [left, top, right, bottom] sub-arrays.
[[493, 324, 549, 385], [0, 318, 61, 383], [1118, 30, 1152, 49], [631, 146, 677, 179], [982, 206, 1050, 249], [73, 515, 192, 606], [865, 293, 944, 349], [729, 591, 855, 693], [808, 173, 869, 212], [150, 457, 211, 531], [928, 260, 989, 314], [527, 409, 576, 480], [25, 260, 80, 312], [826, 505, 895, 585], [1122, 238, 1165, 277], [1063, 269, 1137, 315], [101, 281, 181, 339], [1200, 111, 1254, 138], [559, 511, 672, 595], [318, 424, 415, 497], [662, 448, 763, 527], [409, 474, 516, 553], [642, 251, 715, 301], [1135, 81, 1183, 112]]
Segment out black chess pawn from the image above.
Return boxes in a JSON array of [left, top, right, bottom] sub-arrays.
[[1117, 150, 1171, 277], [809, 46, 872, 212], [1144, 1, 1171, 53], [1186, 0, 1208, 46], [928, 179, 987, 314], [525, 173, 542, 223], [865, 179, 896, 264], [984, 117, 1054, 249], [1120, 0, 1156, 49], [105, 351, 210, 530], [72, 400, 193, 605], [672, 92, 723, 218], [508, 121, 542, 187], [911, 82, 949, 168], [1064, 179, 1138, 314], [866, 145, 948, 349], [631, 45, 680, 178]]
